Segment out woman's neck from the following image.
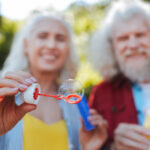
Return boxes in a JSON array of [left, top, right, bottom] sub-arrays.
[[31, 70, 58, 94]]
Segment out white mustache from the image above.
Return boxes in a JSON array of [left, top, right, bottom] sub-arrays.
[[123, 48, 148, 57]]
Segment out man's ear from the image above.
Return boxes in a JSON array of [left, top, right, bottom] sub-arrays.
[[24, 39, 28, 56]]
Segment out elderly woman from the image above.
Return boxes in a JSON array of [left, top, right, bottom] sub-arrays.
[[89, 0, 150, 149], [0, 13, 107, 150]]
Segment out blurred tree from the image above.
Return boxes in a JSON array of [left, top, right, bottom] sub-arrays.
[[65, 1, 111, 98], [0, 17, 18, 69], [144, 0, 150, 2], [66, 2, 107, 62]]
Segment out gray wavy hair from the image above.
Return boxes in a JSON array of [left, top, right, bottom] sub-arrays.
[[1, 13, 78, 84], [89, 0, 150, 81]]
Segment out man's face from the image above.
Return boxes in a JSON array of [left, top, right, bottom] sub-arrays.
[[112, 16, 150, 82]]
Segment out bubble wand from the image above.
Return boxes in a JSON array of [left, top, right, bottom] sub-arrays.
[[33, 87, 81, 104]]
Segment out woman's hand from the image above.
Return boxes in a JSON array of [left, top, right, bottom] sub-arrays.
[[79, 109, 108, 150], [0, 71, 37, 136]]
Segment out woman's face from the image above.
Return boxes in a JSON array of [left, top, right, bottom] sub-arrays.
[[24, 18, 70, 74]]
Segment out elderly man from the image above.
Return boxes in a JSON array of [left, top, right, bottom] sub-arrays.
[[89, 0, 150, 149]]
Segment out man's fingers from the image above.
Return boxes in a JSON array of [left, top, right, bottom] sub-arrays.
[[115, 141, 145, 150], [116, 124, 150, 143], [116, 135, 149, 150], [130, 124, 150, 136], [118, 129, 150, 145], [114, 123, 150, 150], [117, 123, 150, 136]]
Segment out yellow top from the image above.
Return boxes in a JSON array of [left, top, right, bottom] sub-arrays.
[[143, 114, 150, 129], [23, 114, 69, 150], [143, 114, 150, 140]]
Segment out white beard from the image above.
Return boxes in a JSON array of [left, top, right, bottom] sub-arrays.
[[119, 60, 150, 82], [117, 48, 150, 83]]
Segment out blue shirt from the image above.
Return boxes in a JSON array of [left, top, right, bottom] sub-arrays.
[[132, 83, 146, 125], [0, 120, 23, 150]]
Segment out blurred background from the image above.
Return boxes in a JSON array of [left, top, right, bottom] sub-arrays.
[[0, 0, 150, 97]]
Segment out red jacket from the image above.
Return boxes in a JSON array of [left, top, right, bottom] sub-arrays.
[[88, 75, 138, 147]]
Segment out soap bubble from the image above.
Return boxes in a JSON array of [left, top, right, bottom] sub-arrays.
[[58, 79, 84, 104]]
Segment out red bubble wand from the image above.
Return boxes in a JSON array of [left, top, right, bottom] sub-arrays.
[[33, 88, 81, 104]]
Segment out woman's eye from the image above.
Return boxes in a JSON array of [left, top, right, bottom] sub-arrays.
[[118, 36, 128, 41], [136, 33, 145, 38], [38, 33, 48, 39], [56, 35, 66, 42]]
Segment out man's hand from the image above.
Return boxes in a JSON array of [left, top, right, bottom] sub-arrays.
[[0, 71, 37, 136], [80, 109, 108, 150], [114, 123, 150, 150]]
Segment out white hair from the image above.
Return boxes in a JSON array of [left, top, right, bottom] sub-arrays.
[[1, 13, 78, 84], [89, 0, 150, 81]]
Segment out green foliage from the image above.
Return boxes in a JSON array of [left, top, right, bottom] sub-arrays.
[[0, 17, 18, 69], [76, 62, 102, 98], [144, 0, 150, 2], [65, 2, 110, 98], [67, 2, 106, 35]]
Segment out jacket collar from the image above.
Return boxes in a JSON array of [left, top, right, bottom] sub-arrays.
[[110, 74, 131, 89]]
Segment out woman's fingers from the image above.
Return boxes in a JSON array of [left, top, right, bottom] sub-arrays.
[[0, 87, 18, 98], [3, 71, 37, 92], [79, 118, 87, 132], [4, 71, 37, 86], [15, 103, 37, 119], [5, 71, 33, 80], [88, 109, 108, 128], [0, 78, 29, 92], [89, 109, 98, 115], [88, 116, 107, 127], [0, 71, 38, 136], [0, 78, 20, 88]]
